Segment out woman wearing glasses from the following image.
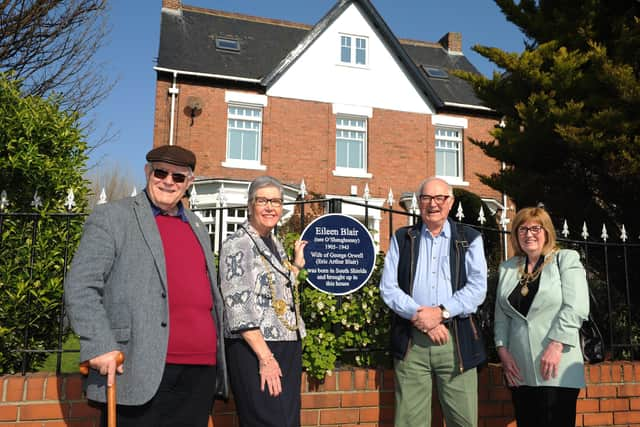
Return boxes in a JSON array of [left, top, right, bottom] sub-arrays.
[[494, 207, 589, 427], [219, 175, 307, 427]]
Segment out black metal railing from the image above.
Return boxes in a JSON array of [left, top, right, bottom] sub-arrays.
[[2, 198, 638, 374]]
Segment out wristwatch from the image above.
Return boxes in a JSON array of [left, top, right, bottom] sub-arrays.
[[439, 305, 451, 321]]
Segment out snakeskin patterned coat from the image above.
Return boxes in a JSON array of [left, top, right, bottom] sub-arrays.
[[219, 222, 306, 341]]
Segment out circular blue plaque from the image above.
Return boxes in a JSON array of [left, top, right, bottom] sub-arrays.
[[300, 214, 376, 295]]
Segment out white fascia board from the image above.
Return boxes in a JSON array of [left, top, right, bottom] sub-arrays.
[[442, 101, 494, 112], [332, 103, 373, 118], [225, 91, 268, 106], [154, 66, 261, 84], [432, 115, 468, 128]]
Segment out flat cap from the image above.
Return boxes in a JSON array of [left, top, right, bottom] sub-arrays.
[[146, 145, 196, 171]]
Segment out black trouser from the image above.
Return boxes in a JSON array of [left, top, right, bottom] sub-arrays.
[[511, 385, 580, 427], [100, 364, 217, 427]]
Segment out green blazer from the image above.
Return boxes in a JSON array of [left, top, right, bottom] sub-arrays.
[[494, 249, 589, 388]]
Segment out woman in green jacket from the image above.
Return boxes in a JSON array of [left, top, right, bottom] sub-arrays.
[[494, 207, 589, 427]]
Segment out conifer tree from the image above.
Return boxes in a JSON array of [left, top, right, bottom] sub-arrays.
[[458, 1, 640, 230]]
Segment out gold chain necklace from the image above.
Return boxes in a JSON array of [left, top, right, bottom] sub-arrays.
[[517, 250, 556, 296], [260, 255, 301, 331]]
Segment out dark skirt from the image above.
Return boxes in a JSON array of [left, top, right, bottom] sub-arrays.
[[226, 338, 302, 427], [511, 385, 580, 427]]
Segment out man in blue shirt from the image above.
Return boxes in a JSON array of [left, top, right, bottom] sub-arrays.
[[381, 177, 487, 427]]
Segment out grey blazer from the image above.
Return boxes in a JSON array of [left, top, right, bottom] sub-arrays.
[[494, 249, 589, 388], [65, 192, 228, 405]]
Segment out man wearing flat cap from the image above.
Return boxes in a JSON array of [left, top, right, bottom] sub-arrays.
[[65, 145, 228, 427]]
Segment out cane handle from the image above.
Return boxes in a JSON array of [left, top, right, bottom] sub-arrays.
[[79, 351, 125, 376]]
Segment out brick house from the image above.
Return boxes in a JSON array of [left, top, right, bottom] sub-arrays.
[[154, 0, 504, 251]]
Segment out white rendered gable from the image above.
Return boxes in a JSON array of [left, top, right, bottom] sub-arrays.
[[267, 4, 434, 115]]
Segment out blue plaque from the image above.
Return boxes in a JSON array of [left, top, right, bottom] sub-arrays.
[[300, 214, 376, 295]]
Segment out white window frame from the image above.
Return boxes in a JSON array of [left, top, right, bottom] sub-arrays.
[[339, 34, 368, 67], [333, 115, 371, 178], [222, 91, 268, 170], [224, 206, 248, 237], [432, 115, 469, 186], [435, 127, 463, 178]]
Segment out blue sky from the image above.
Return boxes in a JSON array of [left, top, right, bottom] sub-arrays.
[[87, 0, 526, 187]]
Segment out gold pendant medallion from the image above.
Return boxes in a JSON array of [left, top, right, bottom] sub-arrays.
[[273, 299, 287, 316]]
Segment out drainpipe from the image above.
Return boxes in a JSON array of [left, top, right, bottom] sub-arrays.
[[168, 72, 179, 145]]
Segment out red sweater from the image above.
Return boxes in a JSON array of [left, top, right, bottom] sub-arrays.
[[155, 215, 217, 365]]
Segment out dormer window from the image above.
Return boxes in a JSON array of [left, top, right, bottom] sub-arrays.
[[340, 34, 367, 66], [215, 37, 240, 52]]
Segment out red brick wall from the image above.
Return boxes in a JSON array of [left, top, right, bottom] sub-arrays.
[[2, 363, 639, 426], [152, 80, 501, 199]]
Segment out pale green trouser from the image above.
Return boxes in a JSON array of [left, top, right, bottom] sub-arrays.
[[394, 328, 478, 427]]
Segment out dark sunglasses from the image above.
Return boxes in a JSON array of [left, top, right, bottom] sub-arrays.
[[151, 167, 189, 183]]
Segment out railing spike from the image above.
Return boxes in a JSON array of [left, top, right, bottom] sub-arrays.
[[581, 222, 589, 240], [561, 220, 570, 238], [189, 185, 198, 208], [601, 224, 608, 242], [363, 183, 370, 202], [478, 205, 486, 225], [387, 188, 394, 208], [65, 189, 76, 211], [455, 202, 464, 221], [97, 188, 107, 205], [620, 225, 628, 242], [31, 190, 43, 209], [299, 179, 307, 199], [410, 193, 418, 215], [0, 190, 8, 212], [499, 208, 509, 230]]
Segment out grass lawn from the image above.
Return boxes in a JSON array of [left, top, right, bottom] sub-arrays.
[[37, 334, 81, 374]]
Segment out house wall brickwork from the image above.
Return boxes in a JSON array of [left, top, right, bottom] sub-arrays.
[[152, 76, 503, 250], [153, 78, 500, 200], [2, 363, 639, 426]]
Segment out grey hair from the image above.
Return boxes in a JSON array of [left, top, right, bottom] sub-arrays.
[[247, 176, 284, 216], [417, 177, 453, 197]]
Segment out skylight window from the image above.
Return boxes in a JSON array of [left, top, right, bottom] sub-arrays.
[[215, 37, 240, 52], [423, 66, 449, 79]]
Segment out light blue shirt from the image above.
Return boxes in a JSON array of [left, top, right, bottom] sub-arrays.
[[380, 221, 487, 320]]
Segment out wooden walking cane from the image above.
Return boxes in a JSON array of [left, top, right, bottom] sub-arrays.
[[79, 351, 125, 427]]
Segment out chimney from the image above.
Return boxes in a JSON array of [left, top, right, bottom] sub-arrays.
[[162, 0, 181, 10], [439, 32, 462, 55]]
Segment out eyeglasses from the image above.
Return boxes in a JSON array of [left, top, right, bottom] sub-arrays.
[[517, 225, 544, 235], [418, 194, 450, 204], [151, 167, 189, 183], [254, 197, 283, 207]]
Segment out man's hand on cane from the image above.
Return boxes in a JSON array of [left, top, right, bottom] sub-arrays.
[[84, 350, 125, 387]]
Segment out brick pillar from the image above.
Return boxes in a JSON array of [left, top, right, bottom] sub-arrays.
[[439, 32, 462, 54]]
